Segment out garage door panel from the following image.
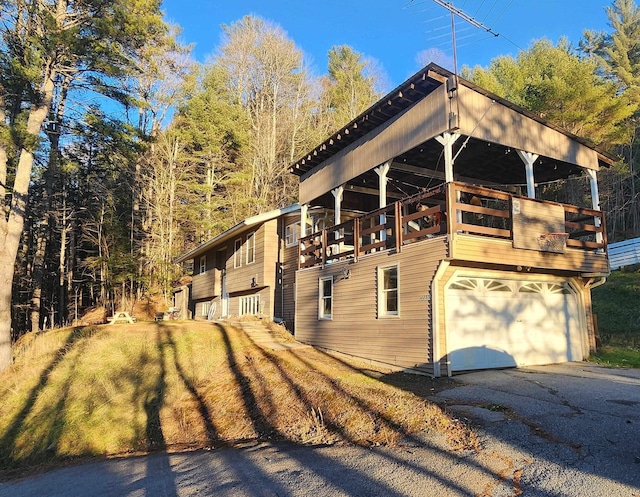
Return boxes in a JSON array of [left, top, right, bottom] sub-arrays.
[[446, 276, 583, 372]]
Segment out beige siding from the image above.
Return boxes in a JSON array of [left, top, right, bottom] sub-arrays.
[[225, 224, 267, 294], [274, 215, 300, 330], [191, 269, 219, 300], [227, 288, 271, 318], [295, 238, 448, 372], [299, 88, 448, 204], [457, 86, 599, 170], [451, 234, 609, 275]]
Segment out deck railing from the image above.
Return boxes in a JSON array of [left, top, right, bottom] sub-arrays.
[[298, 181, 607, 269]]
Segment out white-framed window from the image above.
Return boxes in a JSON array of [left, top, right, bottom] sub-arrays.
[[239, 295, 260, 316], [286, 222, 300, 247], [199, 255, 206, 274], [318, 276, 333, 319], [234, 238, 242, 268], [246, 232, 256, 264], [201, 301, 211, 317], [378, 265, 399, 317]]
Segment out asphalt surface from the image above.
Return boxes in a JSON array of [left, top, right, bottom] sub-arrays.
[[1, 362, 638, 497]]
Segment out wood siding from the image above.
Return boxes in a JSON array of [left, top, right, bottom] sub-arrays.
[[299, 88, 448, 204], [451, 234, 609, 274], [191, 268, 219, 301], [274, 214, 300, 330], [457, 85, 599, 170], [295, 238, 448, 373]]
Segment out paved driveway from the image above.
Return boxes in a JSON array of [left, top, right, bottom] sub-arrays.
[[0, 363, 638, 497], [436, 362, 640, 496]]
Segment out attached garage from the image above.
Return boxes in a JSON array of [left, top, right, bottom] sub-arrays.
[[445, 273, 585, 372]]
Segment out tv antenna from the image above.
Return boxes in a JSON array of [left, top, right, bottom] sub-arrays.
[[431, 0, 500, 77]]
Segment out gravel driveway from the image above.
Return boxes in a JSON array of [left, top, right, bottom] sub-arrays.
[[1, 362, 638, 497]]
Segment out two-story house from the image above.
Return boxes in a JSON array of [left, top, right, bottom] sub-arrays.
[[175, 204, 301, 327], [290, 63, 613, 376], [178, 63, 613, 377]]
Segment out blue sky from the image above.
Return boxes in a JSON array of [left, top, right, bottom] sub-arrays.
[[161, 0, 612, 88]]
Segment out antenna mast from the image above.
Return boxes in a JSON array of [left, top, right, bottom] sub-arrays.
[[431, 0, 500, 76]]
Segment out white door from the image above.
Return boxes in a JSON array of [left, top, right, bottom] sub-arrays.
[[446, 276, 583, 371]]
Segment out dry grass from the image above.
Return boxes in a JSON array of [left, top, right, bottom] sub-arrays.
[[0, 321, 475, 476]]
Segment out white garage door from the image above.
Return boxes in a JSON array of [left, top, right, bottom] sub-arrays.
[[446, 276, 584, 371]]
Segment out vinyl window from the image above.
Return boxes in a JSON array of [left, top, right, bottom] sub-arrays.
[[286, 222, 300, 247], [378, 265, 399, 317], [319, 276, 333, 319], [234, 238, 242, 268], [246, 232, 256, 264], [199, 255, 206, 274]]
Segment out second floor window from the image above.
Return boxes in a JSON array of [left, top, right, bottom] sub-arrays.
[[199, 255, 206, 274], [234, 238, 242, 268], [246, 232, 255, 264], [286, 222, 300, 247]]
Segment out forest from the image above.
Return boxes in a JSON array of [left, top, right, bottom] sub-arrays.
[[0, 0, 639, 371]]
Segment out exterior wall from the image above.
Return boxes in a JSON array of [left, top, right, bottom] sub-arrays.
[[450, 234, 609, 275], [295, 238, 448, 373], [218, 219, 280, 320], [275, 214, 300, 330], [227, 287, 271, 318], [457, 85, 599, 170], [191, 268, 220, 301], [299, 88, 448, 204]]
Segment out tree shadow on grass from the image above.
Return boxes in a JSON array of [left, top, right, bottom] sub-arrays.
[[0, 327, 99, 469]]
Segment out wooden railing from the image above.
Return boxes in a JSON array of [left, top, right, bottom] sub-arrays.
[[298, 181, 607, 268]]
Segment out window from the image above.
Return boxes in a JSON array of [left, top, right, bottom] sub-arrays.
[[319, 277, 333, 319], [234, 238, 242, 268], [201, 301, 210, 317], [378, 265, 399, 317], [246, 232, 255, 264], [199, 255, 206, 274], [239, 295, 260, 316], [286, 222, 300, 247]]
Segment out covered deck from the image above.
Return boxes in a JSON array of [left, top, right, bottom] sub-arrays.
[[299, 181, 608, 275]]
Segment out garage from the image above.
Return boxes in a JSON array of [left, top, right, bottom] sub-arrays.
[[445, 274, 584, 371]]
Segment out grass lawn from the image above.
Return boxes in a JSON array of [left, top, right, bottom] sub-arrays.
[[591, 270, 640, 368], [0, 321, 472, 477]]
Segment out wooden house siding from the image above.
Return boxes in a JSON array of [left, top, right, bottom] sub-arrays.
[[450, 234, 609, 275], [299, 88, 448, 204], [191, 267, 219, 301], [225, 222, 269, 295], [457, 86, 599, 170], [274, 214, 300, 329], [295, 238, 448, 373]]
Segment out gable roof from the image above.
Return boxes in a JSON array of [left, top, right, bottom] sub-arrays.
[[289, 63, 616, 179], [175, 203, 300, 263]]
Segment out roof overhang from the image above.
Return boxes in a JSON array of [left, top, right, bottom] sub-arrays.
[[175, 203, 300, 263]]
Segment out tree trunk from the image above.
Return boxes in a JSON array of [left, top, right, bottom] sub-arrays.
[[0, 74, 56, 371]]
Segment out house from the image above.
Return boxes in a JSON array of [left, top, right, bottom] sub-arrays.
[[289, 63, 613, 376], [174, 204, 302, 327], [176, 63, 613, 377]]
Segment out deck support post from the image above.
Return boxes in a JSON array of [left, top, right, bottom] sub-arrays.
[[435, 132, 460, 183], [300, 203, 308, 237], [516, 150, 539, 198], [587, 169, 603, 244], [374, 161, 391, 242], [332, 185, 345, 254]]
